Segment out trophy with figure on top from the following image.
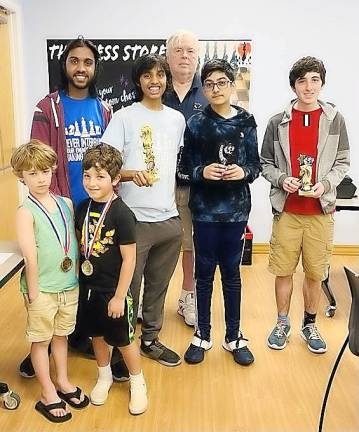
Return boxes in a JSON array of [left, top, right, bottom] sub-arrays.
[[141, 125, 159, 185], [298, 154, 315, 196], [219, 142, 236, 166]]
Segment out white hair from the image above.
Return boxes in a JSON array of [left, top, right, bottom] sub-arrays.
[[166, 30, 200, 51]]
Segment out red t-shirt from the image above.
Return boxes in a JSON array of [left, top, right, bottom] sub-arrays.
[[284, 107, 323, 215]]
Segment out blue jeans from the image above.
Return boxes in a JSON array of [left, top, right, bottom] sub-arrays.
[[193, 220, 247, 342]]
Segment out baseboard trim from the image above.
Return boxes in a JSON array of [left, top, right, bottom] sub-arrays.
[[253, 243, 359, 256], [253, 244, 270, 254], [332, 245, 359, 255]]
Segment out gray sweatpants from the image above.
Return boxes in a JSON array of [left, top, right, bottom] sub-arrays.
[[130, 217, 182, 341]]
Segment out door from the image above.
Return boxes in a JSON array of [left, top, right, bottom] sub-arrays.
[[0, 7, 19, 240]]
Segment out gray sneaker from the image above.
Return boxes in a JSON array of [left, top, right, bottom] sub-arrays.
[[300, 324, 327, 353], [267, 322, 291, 350], [140, 338, 181, 366]]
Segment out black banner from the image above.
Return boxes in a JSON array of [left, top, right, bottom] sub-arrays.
[[47, 39, 166, 112], [47, 39, 252, 112]]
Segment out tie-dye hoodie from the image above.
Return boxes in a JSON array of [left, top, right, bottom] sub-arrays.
[[177, 104, 261, 222]]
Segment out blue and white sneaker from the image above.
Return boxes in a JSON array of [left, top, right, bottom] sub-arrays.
[[184, 335, 213, 364], [267, 322, 291, 350], [300, 323, 327, 354], [223, 334, 254, 365]]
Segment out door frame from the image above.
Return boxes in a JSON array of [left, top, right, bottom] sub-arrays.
[[0, 1, 26, 204], [0, 0, 25, 149]]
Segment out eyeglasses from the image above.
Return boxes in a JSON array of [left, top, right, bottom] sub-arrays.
[[203, 79, 232, 91]]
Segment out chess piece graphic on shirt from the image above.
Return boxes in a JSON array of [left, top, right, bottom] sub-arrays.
[[89, 120, 96, 136], [81, 117, 90, 138], [140, 125, 159, 185], [68, 124, 74, 136], [298, 154, 315, 196], [74, 121, 81, 137]]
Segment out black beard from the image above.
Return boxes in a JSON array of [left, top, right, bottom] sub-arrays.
[[66, 73, 94, 90]]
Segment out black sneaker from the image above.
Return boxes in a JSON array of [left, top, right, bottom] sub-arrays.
[[223, 335, 254, 366], [184, 336, 213, 364], [111, 359, 130, 382], [140, 338, 181, 366], [68, 338, 95, 359], [19, 354, 35, 378]]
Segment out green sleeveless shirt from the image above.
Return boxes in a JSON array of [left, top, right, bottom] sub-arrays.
[[20, 196, 78, 293]]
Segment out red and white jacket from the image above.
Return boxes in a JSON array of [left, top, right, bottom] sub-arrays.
[[31, 91, 112, 197]]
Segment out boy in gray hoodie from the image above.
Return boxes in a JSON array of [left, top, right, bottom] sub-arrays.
[[261, 56, 350, 354]]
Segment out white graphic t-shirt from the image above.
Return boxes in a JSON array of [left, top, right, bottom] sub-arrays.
[[101, 102, 185, 222]]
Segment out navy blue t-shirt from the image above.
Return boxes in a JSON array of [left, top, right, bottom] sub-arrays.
[[61, 92, 105, 207], [164, 75, 207, 186], [163, 75, 207, 121]]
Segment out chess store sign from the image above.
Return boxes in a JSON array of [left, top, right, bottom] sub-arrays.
[[47, 39, 252, 113]]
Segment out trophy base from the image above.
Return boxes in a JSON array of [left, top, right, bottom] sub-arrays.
[[298, 189, 315, 197], [147, 175, 159, 186]]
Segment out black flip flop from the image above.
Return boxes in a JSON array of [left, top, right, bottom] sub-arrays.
[[57, 386, 90, 409], [35, 400, 72, 423]]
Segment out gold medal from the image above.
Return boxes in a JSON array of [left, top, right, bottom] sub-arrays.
[[81, 194, 115, 278], [61, 256, 73, 272], [81, 259, 93, 276], [29, 193, 73, 274]]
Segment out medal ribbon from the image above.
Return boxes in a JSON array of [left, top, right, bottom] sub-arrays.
[[29, 193, 70, 256], [83, 194, 115, 260]]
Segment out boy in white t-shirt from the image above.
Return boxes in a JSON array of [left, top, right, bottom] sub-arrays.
[[102, 54, 185, 366]]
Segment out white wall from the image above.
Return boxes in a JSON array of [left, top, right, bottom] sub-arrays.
[[17, 0, 359, 244]]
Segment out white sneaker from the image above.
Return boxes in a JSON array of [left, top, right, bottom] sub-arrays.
[[178, 292, 196, 326], [137, 302, 143, 322], [129, 377, 148, 415], [90, 376, 113, 405]]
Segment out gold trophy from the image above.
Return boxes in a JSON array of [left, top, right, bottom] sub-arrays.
[[298, 154, 315, 196], [140, 125, 159, 185]]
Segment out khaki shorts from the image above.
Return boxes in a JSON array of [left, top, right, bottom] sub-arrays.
[[268, 212, 334, 281], [24, 287, 79, 342], [176, 186, 193, 251]]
